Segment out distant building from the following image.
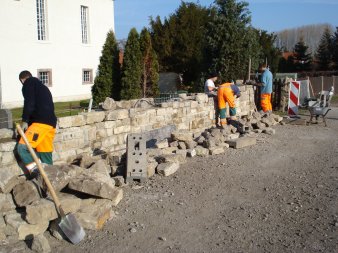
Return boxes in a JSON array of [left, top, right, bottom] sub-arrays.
[[0, 0, 115, 108]]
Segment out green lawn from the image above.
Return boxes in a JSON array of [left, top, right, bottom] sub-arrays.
[[11, 100, 90, 123]]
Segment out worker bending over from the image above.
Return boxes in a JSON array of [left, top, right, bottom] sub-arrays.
[[17, 70, 57, 179], [218, 81, 241, 127]]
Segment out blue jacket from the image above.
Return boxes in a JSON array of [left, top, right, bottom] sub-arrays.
[[260, 69, 273, 94]]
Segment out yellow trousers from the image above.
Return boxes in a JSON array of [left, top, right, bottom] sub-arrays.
[[260, 93, 272, 112]]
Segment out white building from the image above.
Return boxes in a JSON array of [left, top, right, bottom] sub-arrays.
[[0, 0, 115, 108]]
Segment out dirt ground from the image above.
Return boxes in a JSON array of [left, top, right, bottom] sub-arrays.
[[4, 108, 338, 253]]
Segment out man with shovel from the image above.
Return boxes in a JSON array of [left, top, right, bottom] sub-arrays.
[[17, 70, 57, 179]]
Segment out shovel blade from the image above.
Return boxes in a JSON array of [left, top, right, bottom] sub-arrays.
[[58, 213, 85, 244]]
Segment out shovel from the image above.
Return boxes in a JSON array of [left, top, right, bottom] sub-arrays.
[[16, 124, 85, 244]]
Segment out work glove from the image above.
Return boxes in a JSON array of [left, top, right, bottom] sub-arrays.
[[15, 121, 28, 138]]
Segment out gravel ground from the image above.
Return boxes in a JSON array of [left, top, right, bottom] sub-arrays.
[[4, 108, 338, 253]]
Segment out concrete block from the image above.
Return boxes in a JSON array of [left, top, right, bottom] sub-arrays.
[[126, 134, 148, 182], [12, 181, 40, 207], [0, 193, 16, 213], [226, 137, 256, 149], [157, 162, 179, 176]]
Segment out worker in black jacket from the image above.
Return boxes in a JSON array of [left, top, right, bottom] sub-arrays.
[[17, 70, 57, 178]]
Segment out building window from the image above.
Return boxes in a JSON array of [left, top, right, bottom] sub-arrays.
[[81, 6, 90, 44], [82, 69, 93, 84], [38, 69, 52, 86], [36, 0, 48, 41]]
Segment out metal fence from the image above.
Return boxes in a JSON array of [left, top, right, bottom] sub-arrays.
[[307, 76, 337, 95]]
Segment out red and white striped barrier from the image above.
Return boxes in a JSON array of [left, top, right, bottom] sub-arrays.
[[288, 81, 300, 116]]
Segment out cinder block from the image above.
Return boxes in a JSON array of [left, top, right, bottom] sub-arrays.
[[126, 134, 147, 182]]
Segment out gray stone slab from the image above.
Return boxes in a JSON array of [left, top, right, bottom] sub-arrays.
[[226, 137, 256, 149], [0, 109, 12, 129]]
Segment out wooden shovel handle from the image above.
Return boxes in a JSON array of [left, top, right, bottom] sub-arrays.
[[16, 124, 64, 215]]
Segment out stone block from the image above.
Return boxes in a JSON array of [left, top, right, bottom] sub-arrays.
[[110, 188, 123, 207], [195, 146, 209, 157], [195, 93, 208, 103], [0, 109, 12, 129], [187, 149, 196, 157], [0, 151, 15, 165], [12, 181, 40, 207], [203, 138, 216, 148], [252, 121, 266, 130], [0, 141, 16, 152], [195, 135, 205, 145], [0, 193, 15, 213], [226, 137, 256, 149], [157, 152, 186, 164], [58, 115, 86, 129], [102, 97, 117, 111], [0, 164, 23, 193], [43, 164, 84, 192], [157, 162, 179, 177], [155, 139, 169, 149], [89, 159, 111, 178], [171, 131, 193, 142], [75, 199, 113, 230], [185, 140, 197, 149], [112, 176, 125, 187], [147, 161, 158, 178], [114, 125, 131, 135], [178, 141, 186, 150], [228, 133, 240, 140], [105, 109, 129, 121], [5, 211, 49, 241], [161, 147, 178, 155], [169, 141, 178, 147], [191, 118, 204, 129], [68, 171, 119, 201], [209, 146, 225, 155], [26, 193, 82, 225], [0, 129, 13, 139], [31, 234, 51, 253], [263, 128, 276, 135], [84, 111, 105, 124]]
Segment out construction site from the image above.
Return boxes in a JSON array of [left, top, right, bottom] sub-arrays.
[[0, 80, 337, 253]]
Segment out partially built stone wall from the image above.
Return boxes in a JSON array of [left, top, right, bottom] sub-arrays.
[[53, 86, 255, 162]]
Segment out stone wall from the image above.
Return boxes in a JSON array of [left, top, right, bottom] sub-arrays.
[[53, 86, 255, 162], [0, 86, 255, 166]]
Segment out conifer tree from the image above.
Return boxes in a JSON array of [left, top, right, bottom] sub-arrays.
[[332, 27, 338, 70], [205, 0, 260, 82], [139, 28, 160, 98], [294, 38, 312, 71], [315, 27, 332, 70], [92, 30, 121, 103], [120, 28, 142, 100]]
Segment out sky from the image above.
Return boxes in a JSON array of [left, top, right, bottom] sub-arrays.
[[114, 0, 338, 39]]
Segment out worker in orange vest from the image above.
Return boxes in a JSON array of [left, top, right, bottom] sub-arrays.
[[217, 81, 241, 127]]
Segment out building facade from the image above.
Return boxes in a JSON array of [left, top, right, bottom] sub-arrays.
[[0, 0, 115, 108]]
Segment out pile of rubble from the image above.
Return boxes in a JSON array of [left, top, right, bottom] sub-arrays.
[[0, 111, 283, 251]]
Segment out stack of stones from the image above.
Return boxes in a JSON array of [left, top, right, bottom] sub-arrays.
[[0, 147, 124, 249]]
